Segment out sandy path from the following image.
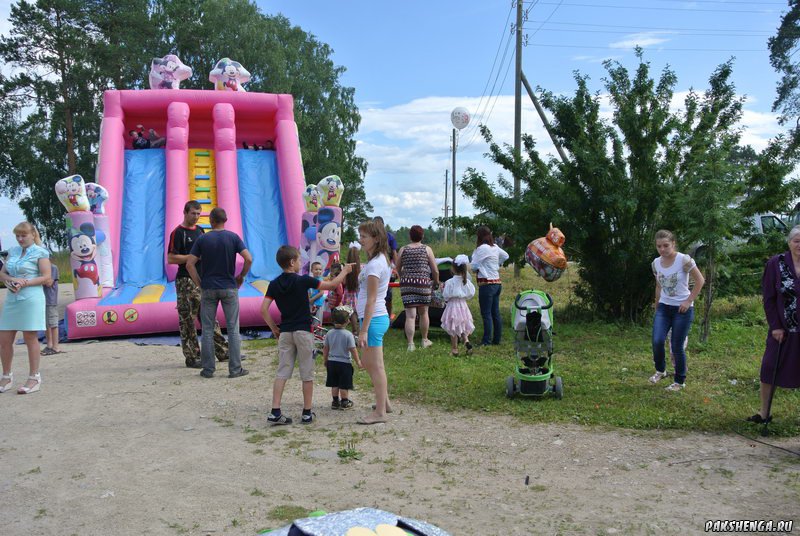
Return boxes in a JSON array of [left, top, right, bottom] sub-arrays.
[[1, 329, 799, 536]]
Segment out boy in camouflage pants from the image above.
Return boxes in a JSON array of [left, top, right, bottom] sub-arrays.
[[168, 201, 228, 367]]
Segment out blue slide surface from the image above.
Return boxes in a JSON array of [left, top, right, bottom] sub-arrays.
[[100, 149, 166, 306], [238, 150, 288, 290]]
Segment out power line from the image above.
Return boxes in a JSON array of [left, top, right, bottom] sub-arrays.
[[531, 42, 765, 52], [537, 1, 782, 14], [460, 14, 517, 147], [523, 27, 774, 38], [461, 36, 517, 151], [653, 0, 785, 4], [462, 0, 564, 151], [464, 3, 515, 141], [528, 0, 565, 39], [526, 20, 773, 35]]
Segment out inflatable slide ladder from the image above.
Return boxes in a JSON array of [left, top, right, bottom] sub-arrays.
[[189, 149, 218, 229]]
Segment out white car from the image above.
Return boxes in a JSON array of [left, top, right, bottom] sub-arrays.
[[688, 212, 788, 261]]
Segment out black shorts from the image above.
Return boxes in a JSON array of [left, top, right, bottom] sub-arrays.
[[325, 361, 354, 389]]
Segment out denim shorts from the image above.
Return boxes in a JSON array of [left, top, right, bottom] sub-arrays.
[[360, 315, 390, 347]]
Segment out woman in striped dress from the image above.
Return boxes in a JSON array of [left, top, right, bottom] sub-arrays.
[[397, 225, 440, 351]]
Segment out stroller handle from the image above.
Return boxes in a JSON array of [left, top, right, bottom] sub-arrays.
[[514, 292, 553, 311]]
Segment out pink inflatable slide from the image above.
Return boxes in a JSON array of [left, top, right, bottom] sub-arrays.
[[64, 90, 305, 339]]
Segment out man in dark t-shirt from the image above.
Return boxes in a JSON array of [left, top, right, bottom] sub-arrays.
[[168, 201, 228, 369], [186, 207, 253, 379]]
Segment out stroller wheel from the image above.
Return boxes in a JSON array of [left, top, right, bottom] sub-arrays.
[[506, 376, 515, 399], [554, 376, 563, 400]]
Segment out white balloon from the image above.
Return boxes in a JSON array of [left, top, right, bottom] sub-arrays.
[[451, 107, 470, 130]]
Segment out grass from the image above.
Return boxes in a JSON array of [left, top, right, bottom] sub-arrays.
[[350, 265, 800, 436], [51, 250, 73, 284], [241, 262, 799, 436], [267, 504, 311, 522], [336, 440, 363, 462]]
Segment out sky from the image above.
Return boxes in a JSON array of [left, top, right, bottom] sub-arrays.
[[0, 0, 793, 246]]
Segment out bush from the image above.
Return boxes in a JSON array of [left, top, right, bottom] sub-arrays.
[[714, 231, 787, 297]]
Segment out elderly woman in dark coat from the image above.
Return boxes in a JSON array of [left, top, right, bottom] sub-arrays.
[[747, 225, 800, 424]]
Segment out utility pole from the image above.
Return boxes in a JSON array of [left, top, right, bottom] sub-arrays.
[[451, 128, 457, 240], [513, 0, 523, 199], [521, 71, 569, 165], [444, 169, 449, 243]]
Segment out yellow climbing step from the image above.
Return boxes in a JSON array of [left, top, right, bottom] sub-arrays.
[[133, 284, 166, 304], [188, 149, 217, 229]]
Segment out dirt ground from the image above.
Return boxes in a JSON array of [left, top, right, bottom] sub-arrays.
[[1, 288, 799, 535]]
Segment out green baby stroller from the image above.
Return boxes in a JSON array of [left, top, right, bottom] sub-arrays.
[[505, 290, 563, 399]]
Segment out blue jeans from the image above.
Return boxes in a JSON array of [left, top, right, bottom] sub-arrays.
[[478, 283, 502, 345], [652, 303, 694, 384], [200, 288, 242, 375]]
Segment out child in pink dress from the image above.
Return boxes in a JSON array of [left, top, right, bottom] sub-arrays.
[[441, 254, 476, 356]]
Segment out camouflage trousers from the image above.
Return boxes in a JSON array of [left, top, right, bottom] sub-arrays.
[[176, 277, 228, 364]]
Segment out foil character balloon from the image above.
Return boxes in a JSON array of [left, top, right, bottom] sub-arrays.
[[209, 58, 251, 92], [525, 223, 568, 282], [55, 175, 90, 213], [318, 175, 344, 207], [149, 54, 192, 90], [85, 183, 109, 215], [303, 184, 321, 212]]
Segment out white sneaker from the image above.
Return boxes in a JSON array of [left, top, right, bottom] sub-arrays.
[[649, 371, 668, 384], [421, 338, 433, 349], [665, 382, 685, 392], [407, 343, 415, 352]]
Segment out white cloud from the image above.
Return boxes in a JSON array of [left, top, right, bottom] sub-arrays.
[[357, 87, 786, 230], [572, 54, 623, 64], [0, 196, 27, 248], [609, 32, 671, 50], [0, 0, 11, 38], [355, 94, 560, 229]]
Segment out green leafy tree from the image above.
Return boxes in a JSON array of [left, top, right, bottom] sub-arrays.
[[149, 0, 371, 228], [454, 126, 560, 270], [536, 54, 678, 320], [667, 61, 744, 341], [0, 0, 102, 243], [769, 0, 800, 151], [456, 52, 778, 323], [1, 0, 370, 244]]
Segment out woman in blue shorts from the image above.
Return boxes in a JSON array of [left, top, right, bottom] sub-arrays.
[[356, 219, 393, 424]]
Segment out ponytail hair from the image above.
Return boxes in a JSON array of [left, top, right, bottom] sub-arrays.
[[476, 225, 494, 248], [452, 260, 468, 284], [13, 222, 42, 246], [344, 246, 361, 292]]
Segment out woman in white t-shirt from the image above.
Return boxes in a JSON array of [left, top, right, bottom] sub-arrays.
[[355, 219, 393, 424], [649, 230, 705, 391], [471, 226, 509, 346]]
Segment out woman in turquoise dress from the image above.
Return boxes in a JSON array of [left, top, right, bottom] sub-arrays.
[[0, 222, 52, 394]]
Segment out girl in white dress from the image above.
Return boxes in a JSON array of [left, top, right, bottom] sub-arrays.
[[441, 255, 476, 356]]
